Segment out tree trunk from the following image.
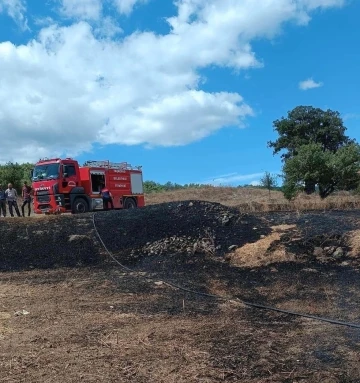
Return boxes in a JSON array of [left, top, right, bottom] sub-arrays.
[[304, 180, 316, 195], [318, 184, 335, 199]]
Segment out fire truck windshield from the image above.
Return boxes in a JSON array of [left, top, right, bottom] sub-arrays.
[[32, 163, 60, 181]]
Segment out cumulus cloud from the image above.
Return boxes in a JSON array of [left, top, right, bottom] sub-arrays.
[[0, 0, 347, 162], [299, 78, 324, 90], [59, 0, 102, 20], [0, 0, 28, 30], [112, 0, 148, 15]]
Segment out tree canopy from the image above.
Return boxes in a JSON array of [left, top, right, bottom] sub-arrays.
[[269, 105, 358, 195], [0, 162, 33, 191], [268, 106, 353, 161], [282, 142, 360, 200]]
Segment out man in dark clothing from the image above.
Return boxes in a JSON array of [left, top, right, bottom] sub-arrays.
[[21, 181, 32, 217], [0, 184, 6, 217], [100, 184, 114, 210]]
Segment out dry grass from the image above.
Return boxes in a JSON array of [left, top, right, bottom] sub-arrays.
[[1, 267, 360, 382], [347, 230, 360, 257], [145, 186, 360, 212], [226, 224, 297, 268]]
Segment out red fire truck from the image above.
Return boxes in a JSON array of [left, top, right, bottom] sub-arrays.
[[31, 158, 145, 214]]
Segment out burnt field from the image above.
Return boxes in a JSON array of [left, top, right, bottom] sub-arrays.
[[1, 201, 360, 382]]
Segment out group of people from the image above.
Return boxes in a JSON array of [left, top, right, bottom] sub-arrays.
[[0, 181, 32, 218]]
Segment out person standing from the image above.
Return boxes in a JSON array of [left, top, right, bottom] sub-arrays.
[[0, 184, 6, 217], [100, 183, 114, 210], [5, 183, 21, 217], [21, 181, 32, 217]]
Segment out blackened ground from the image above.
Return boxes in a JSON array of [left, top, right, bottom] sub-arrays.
[[92, 203, 360, 301], [93, 200, 271, 260], [1, 202, 360, 381], [0, 215, 103, 271], [262, 210, 360, 266]]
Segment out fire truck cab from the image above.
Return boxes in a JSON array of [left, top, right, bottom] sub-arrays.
[[31, 158, 145, 214]]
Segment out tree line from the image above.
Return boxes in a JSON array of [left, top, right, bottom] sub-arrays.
[[0, 162, 33, 191], [0, 162, 281, 194], [1, 105, 359, 200]]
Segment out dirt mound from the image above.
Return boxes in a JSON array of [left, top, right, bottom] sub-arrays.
[[93, 200, 271, 264], [2, 202, 360, 273], [0, 201, 270, 272]]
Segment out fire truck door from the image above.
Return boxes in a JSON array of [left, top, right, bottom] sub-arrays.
[[62, 163, 79, 191], [90, 171, 105, 193]]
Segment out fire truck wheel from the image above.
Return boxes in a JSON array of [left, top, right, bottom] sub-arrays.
[[72, 197, 89, 214], [124, 197, 137, 209]]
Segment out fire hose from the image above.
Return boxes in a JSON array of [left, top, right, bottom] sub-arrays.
[[92, 212, 360, 330]]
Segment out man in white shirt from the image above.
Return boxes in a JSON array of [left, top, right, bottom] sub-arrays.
[[5, 183, 21, 217]]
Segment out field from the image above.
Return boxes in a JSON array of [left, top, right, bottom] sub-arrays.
[[1, 188, 360, 382], [145, 186, 360, 212]]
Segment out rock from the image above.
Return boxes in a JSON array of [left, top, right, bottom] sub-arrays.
[[313, 247, 324, 257], [303, 268, 319, 273], [228, 245, 237, 251], [14, 309, 29, 316], [221, 215, 230, 226], [324, 246, 335, 255], [68, 234, 89, 242], [332, 247, 344, 259]]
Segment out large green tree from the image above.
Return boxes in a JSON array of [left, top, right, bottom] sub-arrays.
[[268, 106, 354, 194], [0, 162, 33, 191], [282, 142, 360, 200]]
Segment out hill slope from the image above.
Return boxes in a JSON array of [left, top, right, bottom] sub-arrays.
[[144, 186, 360, 211]]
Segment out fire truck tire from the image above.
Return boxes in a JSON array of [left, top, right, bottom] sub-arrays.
[[124, 197, 137, 209], [72, 197, 89, 214]]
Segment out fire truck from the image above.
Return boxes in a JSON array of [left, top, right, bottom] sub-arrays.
[[31, 158, 145, 214]]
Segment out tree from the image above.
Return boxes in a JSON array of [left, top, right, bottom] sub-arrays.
[[260, 172, 278, 197], [0, 162, 34, 192], [268, 106, 354, 194], [282, 142, 360, 200]]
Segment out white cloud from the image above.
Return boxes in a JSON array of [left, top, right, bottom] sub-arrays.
[[201, 172, 265, 186], [250, 180, 261, 186], [112, 0, 148, 15], [0, 0, 28, 30], [343, 113, 360, 121], [0, 0, 347, 162], [94, 16, 123, 38], [60, 0, 102, 20], [300, 0, 345, 10], [299, 78, 323, 90]]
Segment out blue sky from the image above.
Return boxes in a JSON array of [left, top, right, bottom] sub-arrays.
[[0, 0, 359, 186]]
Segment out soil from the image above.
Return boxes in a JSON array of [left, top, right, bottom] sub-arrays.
[[1, 201, 360, 382]]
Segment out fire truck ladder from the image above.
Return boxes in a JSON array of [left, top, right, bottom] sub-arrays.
[[83, 160, 142, 170]]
